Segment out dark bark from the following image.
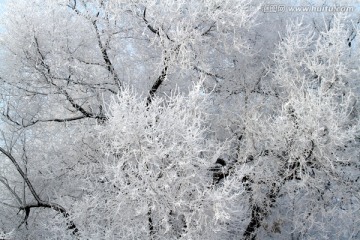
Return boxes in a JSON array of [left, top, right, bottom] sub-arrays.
[[148, 207, 154, 238], [20, 202, 79, 235], [243, 204, 264, 240], [143, 8, 159, 36], [143, 7, 173, 42], [146, 65, 168, 106]]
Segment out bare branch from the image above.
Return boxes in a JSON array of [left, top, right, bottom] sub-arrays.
[[193, 66, 224, 81], [143, 7, 159, 36], [0, 147, 41, 203], [0, 177, 22, 206], [0, 147, 80, 235]]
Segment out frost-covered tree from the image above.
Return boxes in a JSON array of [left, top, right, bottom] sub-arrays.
[[0, 0, 258, 238], [69, 83, 251, 239], [0, 0, 359, 239], [227, 15, 360, 239]]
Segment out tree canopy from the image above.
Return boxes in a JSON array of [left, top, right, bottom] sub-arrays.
[[0, 0, 359, 239]]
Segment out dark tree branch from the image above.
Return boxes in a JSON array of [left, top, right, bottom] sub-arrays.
[[146, 44, 181, 106], [147, 203, 155, 238], [243, 204, 265, 240], [18, 202, 79, 235], [0, 177, 22, 206], [146, 64, 168, 106], [61, 89, 93, 118], [39, 115, 91, 123], [52, 75, 117, 95], [143, 7, 173, 42], [193, 66, 224, 82], [91, 20, 122, 90], [243, 177, 284, 240], [143, 7, 159, 36], [34, 37, 50, 76], [68, 0, 122, 90], [0, 147, 80, 235], [0, 147, 41, 203], [2, 108, 101, 128], [201, 24, 215, 36], [32, 37, 108, 124], [242, 139, 317, 238]]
